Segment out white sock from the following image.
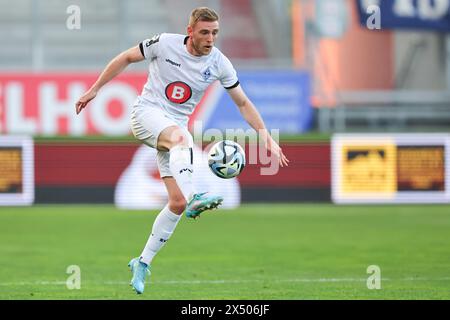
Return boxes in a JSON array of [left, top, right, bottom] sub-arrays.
[[169, 145, 196, 201], [140, 205, 182, 265]]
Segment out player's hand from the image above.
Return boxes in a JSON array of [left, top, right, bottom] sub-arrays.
[[75, 89, 97, 114], [265, 136, 290, 167]]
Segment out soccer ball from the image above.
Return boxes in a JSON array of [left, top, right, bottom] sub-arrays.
[[207, 140, 246, 179]]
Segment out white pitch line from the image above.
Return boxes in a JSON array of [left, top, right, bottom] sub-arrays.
[[1, 277, 450, 287]]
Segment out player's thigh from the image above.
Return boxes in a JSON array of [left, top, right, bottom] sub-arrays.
[[161, 176, 186, 214], [131, 106, 178, 151]]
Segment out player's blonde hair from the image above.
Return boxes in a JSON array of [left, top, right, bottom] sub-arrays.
[[188, 7, 219, 27]]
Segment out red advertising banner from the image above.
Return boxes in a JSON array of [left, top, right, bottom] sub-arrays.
[[35, 143, 330, 188], [0, 73, 147, 136]]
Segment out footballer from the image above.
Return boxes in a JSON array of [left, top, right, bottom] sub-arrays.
[[75, 7, 288, 294]]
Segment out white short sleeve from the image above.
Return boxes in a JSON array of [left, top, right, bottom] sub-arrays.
[[219, 54, 239, 89], [139, 34, 162, 60]]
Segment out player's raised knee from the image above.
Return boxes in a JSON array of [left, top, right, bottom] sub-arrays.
[[169, 128, 189, 147], [158, 126, 190, 151]]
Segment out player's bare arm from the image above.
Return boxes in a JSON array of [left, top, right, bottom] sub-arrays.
[[227, 85, 289, 167], [75, 46, 144, 114]]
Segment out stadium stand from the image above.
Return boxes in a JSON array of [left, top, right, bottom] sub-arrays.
[[0, 0, 280, 71], [0, 0, 170, 71]]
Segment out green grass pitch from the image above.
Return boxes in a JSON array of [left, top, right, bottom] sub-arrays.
[[0, 204, 449, 300]]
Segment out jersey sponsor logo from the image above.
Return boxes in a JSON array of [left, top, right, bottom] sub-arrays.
[[165, 58, 181, 67], [165, 81, 192, 104]]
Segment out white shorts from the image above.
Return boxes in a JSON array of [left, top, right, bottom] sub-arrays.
[[130, 103, 193, 178]]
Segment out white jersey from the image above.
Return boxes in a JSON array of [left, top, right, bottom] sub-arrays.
[[137, 33, 239, 127]]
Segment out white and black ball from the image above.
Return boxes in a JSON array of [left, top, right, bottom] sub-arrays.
[[207, 140, 246, 179]]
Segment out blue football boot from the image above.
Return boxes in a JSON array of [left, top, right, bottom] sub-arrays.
[[185, 192, 223, 219], [128, 257, 150, 294]]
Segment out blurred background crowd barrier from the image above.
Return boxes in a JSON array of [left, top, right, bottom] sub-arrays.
[[0, 0, 449, 205]]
